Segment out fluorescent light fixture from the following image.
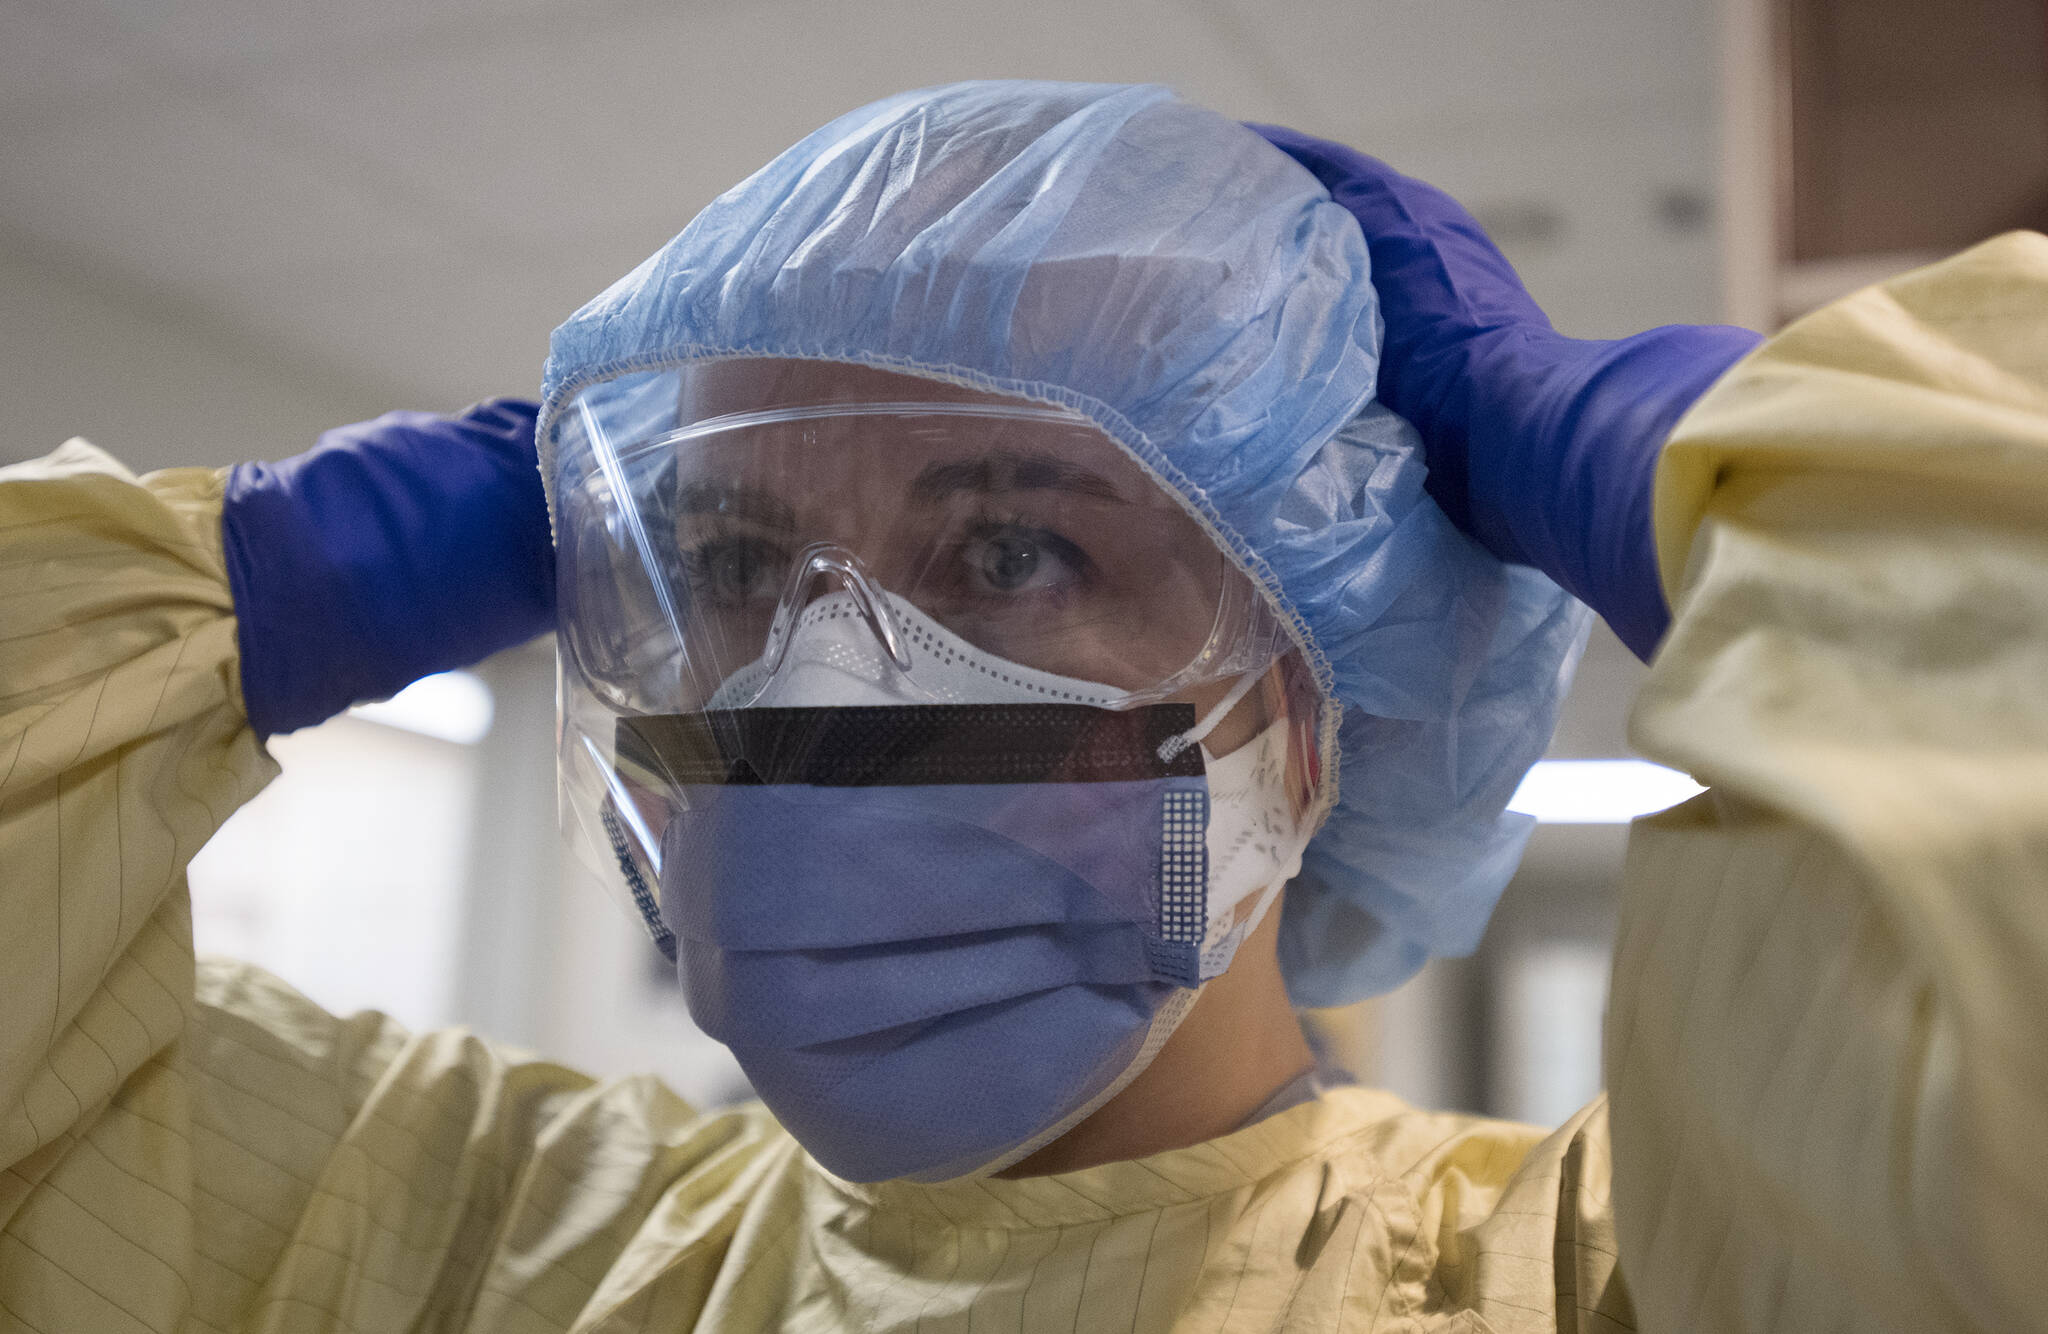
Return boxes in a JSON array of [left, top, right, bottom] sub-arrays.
[[349, 670, 495, 745], [1508, 759, 1705, 824]]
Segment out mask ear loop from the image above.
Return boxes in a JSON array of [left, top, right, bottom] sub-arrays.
[[1158, 667, 1300, 979], [580, 735, 679, 961], [1155, 668, 1266, 763]]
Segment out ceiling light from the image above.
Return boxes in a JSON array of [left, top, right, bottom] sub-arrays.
[[1508, 759, 1705, 824]]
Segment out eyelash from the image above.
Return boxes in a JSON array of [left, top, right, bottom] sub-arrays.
[[673, 534, 789, 593], [956, 513, 1094, 581], [671, 513, 1095, 593]]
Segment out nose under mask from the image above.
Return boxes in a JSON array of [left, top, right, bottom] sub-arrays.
[[622, 586, 1309, 1181], [706, 586, 1127, 711], [708, 587, 1306, 948]]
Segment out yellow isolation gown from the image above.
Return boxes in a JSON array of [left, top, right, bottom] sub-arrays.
[[3, 233, 2044, 1333]]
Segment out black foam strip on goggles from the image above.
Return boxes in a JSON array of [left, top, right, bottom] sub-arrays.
[[615, 703, 1203, 788]]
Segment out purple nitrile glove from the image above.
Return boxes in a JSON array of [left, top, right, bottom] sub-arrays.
[[222, 398, 554, 737], [1251, 124, 1762, 661]]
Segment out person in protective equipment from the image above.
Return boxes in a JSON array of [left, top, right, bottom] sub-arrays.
[[4, 77, 2045, 1334], [541, 81, 1588, 1186]]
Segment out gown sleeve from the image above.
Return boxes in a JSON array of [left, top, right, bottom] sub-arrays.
[[0, 442, 275, 1328], [0, 442, 783, 1334], [1608, 231, 2048, 1333]]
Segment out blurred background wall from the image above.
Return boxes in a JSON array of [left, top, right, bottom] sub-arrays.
[[7, 0, 2041, 1124]]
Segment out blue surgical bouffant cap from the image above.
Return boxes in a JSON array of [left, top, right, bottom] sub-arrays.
[[539, 80, 1591, 1007]]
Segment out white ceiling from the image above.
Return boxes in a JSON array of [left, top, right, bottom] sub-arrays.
[[5, 0, 1719, 731], [4, 0, 1723, 417]]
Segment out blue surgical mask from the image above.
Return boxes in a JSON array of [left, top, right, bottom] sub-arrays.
[[617, 591, 1305, 1182]]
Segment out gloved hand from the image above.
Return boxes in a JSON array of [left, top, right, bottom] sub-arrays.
[[222, 398, 553, 737], [1251, 125, 1763, 661]]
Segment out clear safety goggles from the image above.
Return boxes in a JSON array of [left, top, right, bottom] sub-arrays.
[[554, 362, 1291, 717], [550, 359, 1315, 934]]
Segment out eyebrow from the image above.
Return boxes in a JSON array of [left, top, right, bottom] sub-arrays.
[[673, 481, 798, 532], [908, 450, 1129, 505]]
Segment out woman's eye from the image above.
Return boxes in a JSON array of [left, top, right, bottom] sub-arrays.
[[682, 538, 787, 607], [978, 534, 1044, 590], [962, 526, 1086, 595]]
